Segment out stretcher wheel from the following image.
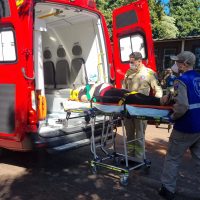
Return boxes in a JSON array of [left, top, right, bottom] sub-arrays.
[[113, 156, 120, 166], [90, 161, 97, 174], [120, 174, 129, 186], [91, 165, 97, 174], [144, 159, 151, 168], [85, 115, 90, 123], [143, 159, 151, 174]]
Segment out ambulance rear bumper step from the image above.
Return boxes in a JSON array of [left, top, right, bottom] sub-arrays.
[[46, 136, 105, 153], [31, 125, 114, 153]]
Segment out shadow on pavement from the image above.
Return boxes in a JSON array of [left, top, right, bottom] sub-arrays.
[[0, 129, 199, 200]]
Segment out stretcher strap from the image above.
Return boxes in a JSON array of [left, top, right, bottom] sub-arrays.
[[92, 101, 172, 110], [118, 91, 138, 105], [86, 84, 91, 101]]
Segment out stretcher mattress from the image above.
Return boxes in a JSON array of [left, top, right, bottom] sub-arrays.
[[93, 102, 172, 119], [93, 103, 123, 113], [64, 96, 172, 120], [126, 105, 171, 118]]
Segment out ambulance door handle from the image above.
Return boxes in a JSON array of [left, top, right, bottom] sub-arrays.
[[22, 67, 35, 80]]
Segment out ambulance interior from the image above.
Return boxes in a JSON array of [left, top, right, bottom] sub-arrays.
[[34, 3, 110, 138]]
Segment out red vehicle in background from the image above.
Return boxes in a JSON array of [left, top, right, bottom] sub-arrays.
[[0, 0, 155, 153]]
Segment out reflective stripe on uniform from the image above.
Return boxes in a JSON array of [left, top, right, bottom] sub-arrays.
[[189, 103, 200, 110]]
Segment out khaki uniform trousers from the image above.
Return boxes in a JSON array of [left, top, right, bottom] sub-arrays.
[[161, 129, 200, 193], [124, 118, 147, 161]]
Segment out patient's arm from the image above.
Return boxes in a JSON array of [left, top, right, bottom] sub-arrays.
[[80, 94, 88, 102]]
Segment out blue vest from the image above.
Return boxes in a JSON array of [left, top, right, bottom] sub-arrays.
[[174, 70, 200, 133], [166, 75, 176, 87]]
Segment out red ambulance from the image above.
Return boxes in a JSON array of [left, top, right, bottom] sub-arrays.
[[0, 0, 155, 153]]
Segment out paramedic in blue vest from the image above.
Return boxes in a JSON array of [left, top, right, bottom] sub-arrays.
[[159, 51, 200, 200], [123, 52, 163, 162]]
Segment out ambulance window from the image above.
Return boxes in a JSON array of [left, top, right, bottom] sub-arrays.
[[116, 10, 138, 29], [0, 0, 10, 18], [194, 47, 200, 69], [163, 48, 176, 69], [0, 30, 17, 62], [119, 34, 146, 62]]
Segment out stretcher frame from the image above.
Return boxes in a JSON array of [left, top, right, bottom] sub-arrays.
[[89, 101, 172, 185], [63, 100, 172, 185]]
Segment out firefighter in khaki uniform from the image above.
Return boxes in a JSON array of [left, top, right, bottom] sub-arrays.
[[123, 52, 163, 161]]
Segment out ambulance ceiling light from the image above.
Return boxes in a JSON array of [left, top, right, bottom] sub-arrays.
[[49, 36, 57, 42]]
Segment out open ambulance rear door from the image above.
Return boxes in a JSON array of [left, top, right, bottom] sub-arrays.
[[0, 0, 35, 150], [112, 0, 156, 88]]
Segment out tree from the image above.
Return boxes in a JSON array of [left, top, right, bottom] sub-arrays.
[[155, 15, 178, 39], [96, 0, 134, 36], [148, 0, 178, 39], [170, 0, 200, 37], [96, 0, 178, 39]]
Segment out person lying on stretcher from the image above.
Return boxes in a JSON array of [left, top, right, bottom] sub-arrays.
[[69, 83, 173, 106]]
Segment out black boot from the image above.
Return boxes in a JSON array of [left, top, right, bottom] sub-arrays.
[[158, 185, 175, 200]]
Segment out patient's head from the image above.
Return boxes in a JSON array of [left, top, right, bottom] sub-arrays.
[[79, 83, 111, 102], [79, 84, 96, 102]]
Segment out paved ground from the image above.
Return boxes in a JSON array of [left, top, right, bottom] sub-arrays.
[[0, 124, 200, 200]]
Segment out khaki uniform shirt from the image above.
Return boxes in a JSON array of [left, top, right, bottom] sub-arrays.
[[123, 65, 163, 98]]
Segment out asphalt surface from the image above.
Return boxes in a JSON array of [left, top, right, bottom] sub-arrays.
[[0, 124, 200, 200]]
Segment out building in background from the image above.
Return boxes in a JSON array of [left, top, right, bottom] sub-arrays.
[[154, 36, 200, 73]]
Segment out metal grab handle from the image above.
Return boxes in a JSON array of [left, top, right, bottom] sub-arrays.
[[22, 67, 35, 80]]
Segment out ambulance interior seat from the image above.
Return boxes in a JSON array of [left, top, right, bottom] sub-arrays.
[[55, 46, 70, 89], [71, 44, 86, 88], [43, 49, 56, 89]]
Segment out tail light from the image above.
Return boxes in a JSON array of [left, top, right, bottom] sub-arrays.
[[27, 90, 37, 125], [28, 89, 47, 124], [28, 108, 37, 125]]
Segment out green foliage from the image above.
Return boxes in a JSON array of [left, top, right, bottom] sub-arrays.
[[96, 0, 134, 36], [147, 0, 178, 39], [96, 0, 178, 39], [155, 15, 178, 39], [170, 0, 200, 37], [148, 0, 165, 38]]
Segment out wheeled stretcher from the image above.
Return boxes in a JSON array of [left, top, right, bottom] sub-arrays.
[[89, 99, 172, 185], [62, 94, 172, 185]]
